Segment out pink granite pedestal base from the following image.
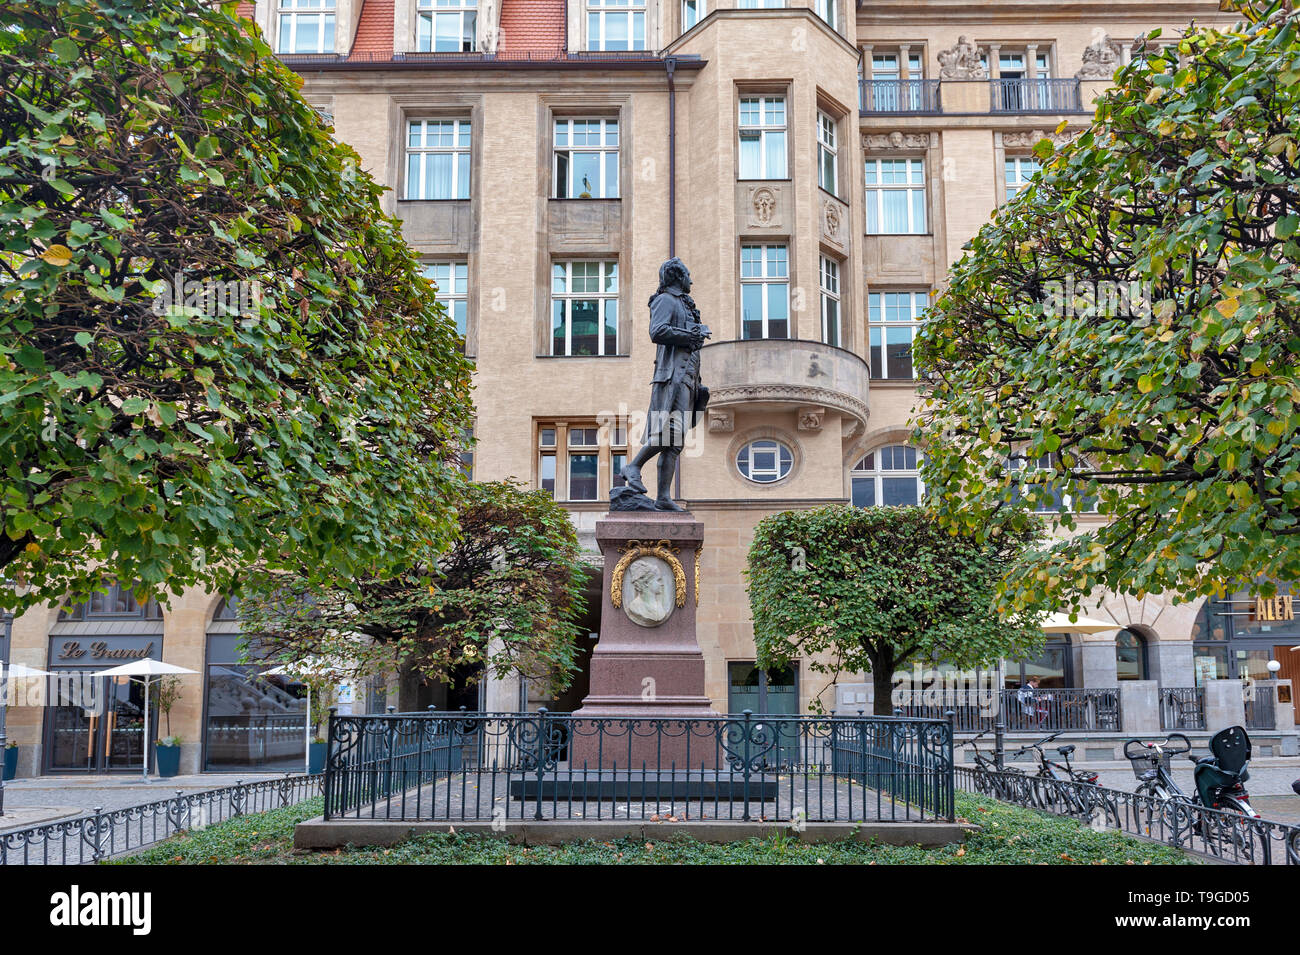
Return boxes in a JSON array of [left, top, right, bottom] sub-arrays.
[[570, 511, 720, 770]]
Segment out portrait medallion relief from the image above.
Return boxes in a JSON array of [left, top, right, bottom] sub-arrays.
[[622, 556, 676, 628]]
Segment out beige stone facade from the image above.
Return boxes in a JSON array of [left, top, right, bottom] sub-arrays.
[[11, 0, 1294, 777]]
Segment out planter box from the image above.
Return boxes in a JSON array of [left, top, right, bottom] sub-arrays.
[[155, 744, 181, 778]]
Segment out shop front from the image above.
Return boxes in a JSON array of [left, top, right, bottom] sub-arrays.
[[43, 633, 161, 774], [1195, 586, 1300, 723]]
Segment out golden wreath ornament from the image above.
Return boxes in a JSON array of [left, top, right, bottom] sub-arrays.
[[611, 539, 687, 609]]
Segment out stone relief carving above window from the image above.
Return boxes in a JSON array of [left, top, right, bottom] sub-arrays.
[[861, 131, 929, 150], [1076, 31, 1123, 79], [748, 185, 780, 228]]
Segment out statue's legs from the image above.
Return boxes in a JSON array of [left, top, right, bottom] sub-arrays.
[[653, 449, 682, 510]]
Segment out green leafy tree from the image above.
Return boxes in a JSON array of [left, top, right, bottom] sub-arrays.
[[240, 482, 587, 710], [915, 2, 1300, 612], [0, 0, 472, 611], [746, 506, 1045, 715]]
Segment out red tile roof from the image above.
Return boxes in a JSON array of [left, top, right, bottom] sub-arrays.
[[350, 0, 395, 60], [499, 0, 567, 56]]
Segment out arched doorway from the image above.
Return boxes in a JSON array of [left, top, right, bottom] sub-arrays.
[[1115, 628, 1148, 681]]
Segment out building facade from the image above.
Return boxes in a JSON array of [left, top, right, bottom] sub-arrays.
[[9, 0, 1296, 776]]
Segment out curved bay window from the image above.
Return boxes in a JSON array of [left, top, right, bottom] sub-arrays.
[[204, 597, 308, 772], [1115, 628, 1148, 681]]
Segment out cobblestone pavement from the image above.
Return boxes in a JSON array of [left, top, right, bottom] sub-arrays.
[[1, 772, 290, 822]]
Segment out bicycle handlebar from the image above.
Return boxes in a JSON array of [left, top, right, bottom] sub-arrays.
[[1123, 734, 1192, 760]]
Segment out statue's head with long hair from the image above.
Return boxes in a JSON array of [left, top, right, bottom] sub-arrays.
[[656, 257, 691, 295]]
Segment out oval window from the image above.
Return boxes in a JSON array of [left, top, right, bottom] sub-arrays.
[[736, 439, 793, 484]]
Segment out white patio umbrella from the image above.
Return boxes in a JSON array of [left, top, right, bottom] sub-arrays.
[[93, 660, 196, 779], [1040, 611, 1120, 634], [264, 658, 347, 775]]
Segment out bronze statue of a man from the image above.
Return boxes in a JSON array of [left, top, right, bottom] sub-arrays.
[[616, 257, 710, 511]]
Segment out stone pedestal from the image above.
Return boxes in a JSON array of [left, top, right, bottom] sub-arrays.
[[570, 511, 719, 769]]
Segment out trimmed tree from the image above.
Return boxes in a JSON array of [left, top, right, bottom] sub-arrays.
[[239, 482, 588, 709], [0, 0, 472, 611], [914, 2, 1300, 613], [746, 506, 1046, 716]]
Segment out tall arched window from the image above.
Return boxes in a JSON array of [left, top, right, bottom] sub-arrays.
[[1116, 628, 1148, 681], [851, 445, 923, 506]]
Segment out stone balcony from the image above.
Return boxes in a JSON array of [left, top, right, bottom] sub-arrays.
[[699, 338, 870, 438]]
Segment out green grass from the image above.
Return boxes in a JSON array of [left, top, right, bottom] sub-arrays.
[[110, 793, 1197, 865]]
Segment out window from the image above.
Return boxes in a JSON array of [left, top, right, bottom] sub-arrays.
[[1116, 629, 1148, 681], [1003, 639, 1072, 689], [814, 0, 836, 30], [405, 119, 471, 200], [738, 0, 783, 7], [868, 290, 927, 379], [551, 261, 619, 356], [423, 262, 468, 338], [1005, 157, 1040, 201], [60, 580, 162, 620], [737, 439, 793, 484], [537, 420, 627, 501], [587, 0, 646, 51], [851, 445, 923, 507], [817, 111, 838, 195], [568, 428, 599, 501], [864, 51, 927, 110], [819, 255, 841, 347], [554, 118, 619, 199], [738, 96, 787, 179], [416, 0, 478, 52], [458, 425, 474, 479], [682, 0, 704, 29], [871, 51, 923, 81], [865, 158, 926, 234], [1006, 452, 1097, 513], [277, 0, 336, 53], [740, 244, 789, 340]]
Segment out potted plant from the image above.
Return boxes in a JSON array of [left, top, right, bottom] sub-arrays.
[[3, 740, 17, 781], [154, 735, 182, 777], [306, 674, 337, 775], [152, 676, 184, 777]]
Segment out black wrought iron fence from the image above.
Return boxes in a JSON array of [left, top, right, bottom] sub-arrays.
[[957, 767, 1300, 865], [900, 688, 1120, 733], [1160, 687, 1206, 731], [1245, 684, 1277, 730], [990, 77, 1082, 112], [325, 710, 955, 824], [859, 78, 941, 113], [0, 774, 323, 865]]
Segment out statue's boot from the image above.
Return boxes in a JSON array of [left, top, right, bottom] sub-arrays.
[[621, 462, 647, 494], [652, 452, 683, 511]]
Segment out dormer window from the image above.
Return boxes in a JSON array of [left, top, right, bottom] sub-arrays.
[[417, 0, 478, 53], [277, 0, 336, 54]]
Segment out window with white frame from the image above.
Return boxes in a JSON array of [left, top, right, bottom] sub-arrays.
[[865, 51, 926, 110], [865, 157, 926, 233], [551, 261, 619, 356], [587, 0, 646, 51], [737, 439, 794, 484], [423, 262, 468, 338], [740, 244, 789, 340], [819, 255, 841, 347], [682, 0, 705, 29], [1007, 452, 1097, 513], [814, 0, 836, 30], [277, 0, 336, 53], [554, 118, 619, 199], [738, 96, 787, 179], [868, 290, 928, 379], [416, 0, 478, 52], [405, 119, 471, 200], [1005, 156, 1040, 201], [537, 421, 627, 501], [851, 445, 924, 507], [817, 111, 838, 195]]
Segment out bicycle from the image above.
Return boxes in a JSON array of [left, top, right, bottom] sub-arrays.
[[962, 730, 1029, 801], [1007, 731, 1101, 817]]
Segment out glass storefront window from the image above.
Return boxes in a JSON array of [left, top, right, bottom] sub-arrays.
[[203, 665, 307, 771], [1116, 629, 1147, 680], [1193, 645, 1230, 685]]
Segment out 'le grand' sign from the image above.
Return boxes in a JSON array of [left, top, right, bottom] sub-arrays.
[[56, 640, 156, 662]]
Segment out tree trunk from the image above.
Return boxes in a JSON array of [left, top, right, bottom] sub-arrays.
[[871, 645, 897, 716]]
